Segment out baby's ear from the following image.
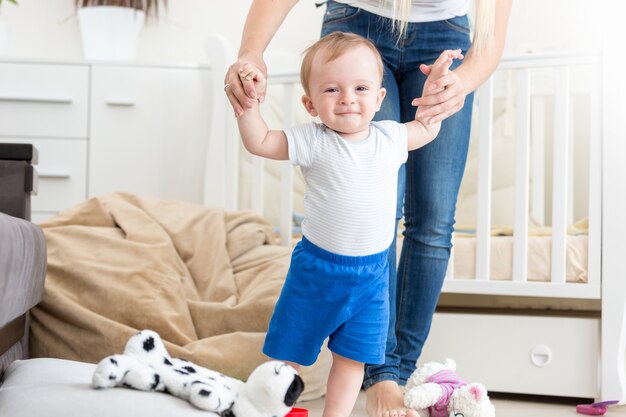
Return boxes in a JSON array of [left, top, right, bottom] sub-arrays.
[[376, 87, 387, 110], [301, 95, 318, 117]]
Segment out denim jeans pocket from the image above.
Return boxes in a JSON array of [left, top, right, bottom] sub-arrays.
[[442, 15, 470, 35], [323, 1, 361, 26]]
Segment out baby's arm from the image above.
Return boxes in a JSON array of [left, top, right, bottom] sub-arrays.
[[405, 49, 463, 151], [236, 65, 289, 160]]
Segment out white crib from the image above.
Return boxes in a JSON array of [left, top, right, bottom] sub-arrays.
[[204, 34, 626, 402]]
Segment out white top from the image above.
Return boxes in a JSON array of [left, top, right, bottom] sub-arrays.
[[285, 121, 408, 256], [333, 0, 469, 23]]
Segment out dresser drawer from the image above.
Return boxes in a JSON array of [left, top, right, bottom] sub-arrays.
[[0, 63, 89, 138], [420, 312, 599, 398], [88, 65, 211, 202], [2, 138, 87, 214]]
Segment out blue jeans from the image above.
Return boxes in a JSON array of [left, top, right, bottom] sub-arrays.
[[321, 1, 474, 387]]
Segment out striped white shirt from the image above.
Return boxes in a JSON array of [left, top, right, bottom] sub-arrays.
[[285, 121, 408, 256]]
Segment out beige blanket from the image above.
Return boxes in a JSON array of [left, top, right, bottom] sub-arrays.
[[30, 193, 329, 399]]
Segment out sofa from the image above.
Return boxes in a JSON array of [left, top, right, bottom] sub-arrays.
[[0, 143, 44, 375], [0, 143, 324, 416], [0, 145, 237, 415]]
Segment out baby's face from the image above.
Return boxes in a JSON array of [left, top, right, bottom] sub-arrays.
[[302, 45, 385, 141]]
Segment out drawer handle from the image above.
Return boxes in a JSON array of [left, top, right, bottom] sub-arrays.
[[39, 171, 71, 179], [0, 94, 73, 104], [105, 98, 136, 107], [530, 344, 552, 367]]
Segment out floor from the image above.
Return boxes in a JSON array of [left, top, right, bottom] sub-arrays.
[[297, 390, 626, 417]]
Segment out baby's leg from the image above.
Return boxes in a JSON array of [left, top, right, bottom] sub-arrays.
[[322, 353, 364, 417]]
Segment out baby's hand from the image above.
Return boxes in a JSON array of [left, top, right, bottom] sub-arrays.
[[238, 63, 266, 99], [421, 49, 463, 96]]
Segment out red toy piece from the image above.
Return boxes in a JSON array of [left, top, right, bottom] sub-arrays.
[[285, 407, 309, 417]]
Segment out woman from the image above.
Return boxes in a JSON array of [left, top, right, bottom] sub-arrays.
[[223, 1, 511, 417]]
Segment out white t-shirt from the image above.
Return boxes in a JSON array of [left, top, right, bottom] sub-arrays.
[[333, 0, 469, 23], [285, 120, 408, 256]]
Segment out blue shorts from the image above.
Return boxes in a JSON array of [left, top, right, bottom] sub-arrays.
[[263, 237, 389, 365]]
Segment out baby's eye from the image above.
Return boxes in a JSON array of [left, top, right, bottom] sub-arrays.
[[325, 87, 338, 93], [356, 86, 369, 92]]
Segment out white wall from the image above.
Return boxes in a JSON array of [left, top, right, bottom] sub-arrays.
[[1, 0, 618, 228], [0, 0, 325, 63], [0, 0, 604, 64]]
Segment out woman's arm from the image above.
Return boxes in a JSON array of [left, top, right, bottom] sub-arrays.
[[413, 0, 512, 124], [225, 0, 299, 117]]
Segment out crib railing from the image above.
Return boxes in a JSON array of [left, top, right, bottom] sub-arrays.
[[444, 52, 602, 298], [207, 42, 602, 299]]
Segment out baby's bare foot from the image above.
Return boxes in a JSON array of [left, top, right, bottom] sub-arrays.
[[365, 381, 419, 417]]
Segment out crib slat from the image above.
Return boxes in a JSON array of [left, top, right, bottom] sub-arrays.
[[475, 78, 494, 281], [550, 67, 570, 284], [279, 84, 296, 246], [204, 34, 239, 210], [227, 131, 240, 212], [513, 69, 531, 283], [251, 156, 265, 214], [587, 74, 602, 287], [530, 97, 546, 226]]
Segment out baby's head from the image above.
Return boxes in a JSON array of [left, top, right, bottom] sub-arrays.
[[299, 32, 386, 138], [300, 32, 384, 96]]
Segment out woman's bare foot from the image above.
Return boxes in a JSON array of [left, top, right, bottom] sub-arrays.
[[365, 380, 419, 417]]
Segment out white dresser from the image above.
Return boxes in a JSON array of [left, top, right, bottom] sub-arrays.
[[0, 59, 212, 223]]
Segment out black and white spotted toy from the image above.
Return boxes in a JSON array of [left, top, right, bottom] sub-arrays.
[[92, 330, 304, 417]]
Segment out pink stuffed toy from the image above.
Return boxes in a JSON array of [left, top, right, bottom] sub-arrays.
[[404, 358, 495, 417]]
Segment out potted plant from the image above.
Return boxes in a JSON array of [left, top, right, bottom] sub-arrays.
[[75, 0, 165, 19], [0, 0, 18, 56], [75, 0, 167, 60], [0, 0, 18, 10]]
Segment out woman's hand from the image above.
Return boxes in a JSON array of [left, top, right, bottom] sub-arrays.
[[411, 64, 469, 125], [224, 55, 268, 117]]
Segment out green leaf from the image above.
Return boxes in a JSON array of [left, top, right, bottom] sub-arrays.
[[0, 0, 19, 7]]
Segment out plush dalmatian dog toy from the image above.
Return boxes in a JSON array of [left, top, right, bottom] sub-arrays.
[[92, 329, 304, 417]]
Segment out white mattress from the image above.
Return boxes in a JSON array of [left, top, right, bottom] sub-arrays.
[[396, 230, 594, 311], [451, 234, 588, 283]]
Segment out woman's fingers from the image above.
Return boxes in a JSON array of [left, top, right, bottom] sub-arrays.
[[224, 78, 256, 117], [427, 105, 462, 124], [224, 64, 251, 115], [416, 93, 464, 121], [438, 49, 463, 62], [416, 85, 456, 107], [224, 60, 268, 115], [239, 65, 267, 103], [423, 74, 454, 94], [415, 72, 465, 104], [255, 75, 267, 103]]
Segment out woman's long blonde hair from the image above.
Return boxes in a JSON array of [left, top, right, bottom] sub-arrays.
[[390, 0, 495, 53]]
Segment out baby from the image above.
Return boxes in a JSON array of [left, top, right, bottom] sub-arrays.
[[235, 31, 462, 417]]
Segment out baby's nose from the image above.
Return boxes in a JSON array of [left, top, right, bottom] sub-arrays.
[[340, 92, 356, 104]]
